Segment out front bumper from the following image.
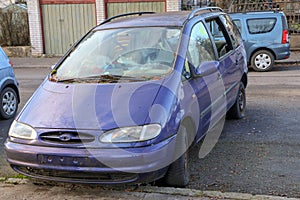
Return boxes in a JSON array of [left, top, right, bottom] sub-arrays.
[[5, 135, 177, 184]]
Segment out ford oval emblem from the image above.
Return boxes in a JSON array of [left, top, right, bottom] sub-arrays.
[[59, 133, 72, 142]]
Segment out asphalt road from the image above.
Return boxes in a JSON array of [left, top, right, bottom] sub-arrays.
[[0, 65, 299, 198], [0, 67, 50, 177]]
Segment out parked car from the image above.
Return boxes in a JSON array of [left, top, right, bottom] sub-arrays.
[[5, 8, 248, 187], [0, 46, 19, 119], [230, 11, 290, 72]]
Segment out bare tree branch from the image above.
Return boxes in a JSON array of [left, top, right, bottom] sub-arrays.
[[0, 0, 14, 8]]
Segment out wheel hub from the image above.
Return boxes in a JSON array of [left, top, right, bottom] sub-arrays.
[[2, 91, 16, 115], [255, 53, 271, 69]]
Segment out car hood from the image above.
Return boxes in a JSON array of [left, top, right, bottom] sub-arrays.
[[18, 78, 165, 130]]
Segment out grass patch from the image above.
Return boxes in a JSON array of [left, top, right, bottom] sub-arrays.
[[10, 174, 28, 179]]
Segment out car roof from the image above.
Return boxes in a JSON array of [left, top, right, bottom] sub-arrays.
[[97, 12, 190, 30], [96, 9, 224, 30], [229, 11, 285, 18]]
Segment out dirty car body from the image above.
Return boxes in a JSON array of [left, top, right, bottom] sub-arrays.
[[0, 46, 19, 120], [5, 8, 248, 186]]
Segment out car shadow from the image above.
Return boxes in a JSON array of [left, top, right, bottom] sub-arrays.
[[273, 65, 300, 71], [247, 65, 300, 72]]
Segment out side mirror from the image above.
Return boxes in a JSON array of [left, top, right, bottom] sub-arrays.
[[50, 64, 57, 77], [195, 61, 219, 77]]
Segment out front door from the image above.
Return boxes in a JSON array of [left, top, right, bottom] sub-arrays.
[[182, 20, 221, 139], [206, 15, 242, 110]]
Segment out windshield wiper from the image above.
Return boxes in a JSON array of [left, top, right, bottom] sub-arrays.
[[56, 74, 147, 83], [96, 74, 148, 82]]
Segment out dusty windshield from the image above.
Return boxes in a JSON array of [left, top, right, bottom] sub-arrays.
[[51, 27, 181, 83]]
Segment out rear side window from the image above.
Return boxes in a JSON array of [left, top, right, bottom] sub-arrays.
[[247, 18, 276, 34], [281, 15, 288, 30]]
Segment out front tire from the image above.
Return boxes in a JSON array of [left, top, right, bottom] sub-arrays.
[[251, 50, 274, 72], [164, 125, 190, 187], [0, 87, 18, 119]]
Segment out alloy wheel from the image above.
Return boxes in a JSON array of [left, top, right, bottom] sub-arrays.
[[254, 53, 272, 70], [2, 90, 17, 116]]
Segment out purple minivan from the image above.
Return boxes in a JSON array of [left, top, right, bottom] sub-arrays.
[[5, 8, 248, 187]]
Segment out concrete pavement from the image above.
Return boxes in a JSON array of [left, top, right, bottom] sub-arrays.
[[9, 51, 300, 68], [275, 51, 300, 65], [1, 178, 300, 200]]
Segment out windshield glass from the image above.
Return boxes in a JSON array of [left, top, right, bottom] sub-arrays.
[[51, 27, 181, 83]]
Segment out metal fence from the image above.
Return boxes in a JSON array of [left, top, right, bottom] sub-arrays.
[[181, 0, 300, 35], [228, 0, 300, 35]]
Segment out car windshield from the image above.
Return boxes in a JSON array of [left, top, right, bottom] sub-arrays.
[[51, 27, 181, 83]]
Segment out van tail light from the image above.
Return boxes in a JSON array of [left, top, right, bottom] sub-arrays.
[[282, 30, 289, 44], [9, 60, 14, 67]]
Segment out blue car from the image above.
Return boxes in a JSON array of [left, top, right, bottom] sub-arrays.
[[230, 11, 290, 72], [0, 46, 19, 119], [5, 8, 248, 187]]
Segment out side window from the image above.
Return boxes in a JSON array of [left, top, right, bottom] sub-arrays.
[[206, 17, 233, 58], [247, 18, 276, 34], [220, 15, 242, 48], [233, 19, 242, 33], [186, 21, 215, 72]]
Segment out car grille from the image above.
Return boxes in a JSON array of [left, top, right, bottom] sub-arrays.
[[13, 166, 138, 183], [39, 131, 95, 144]]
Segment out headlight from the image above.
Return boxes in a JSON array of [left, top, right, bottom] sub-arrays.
[[8, 120, 37, 140], [100, 124, 161, 143]]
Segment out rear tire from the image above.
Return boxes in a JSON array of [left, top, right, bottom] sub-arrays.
[[251, 50, 274, 72], [164, 125, 190, 187], [227, 82, 246, 119]]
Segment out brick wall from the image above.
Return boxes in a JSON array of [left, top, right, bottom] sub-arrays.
[[27, 0, 43, 56]]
